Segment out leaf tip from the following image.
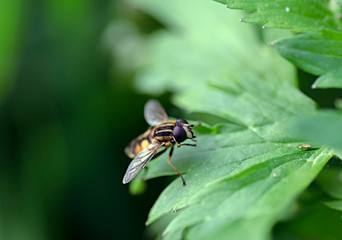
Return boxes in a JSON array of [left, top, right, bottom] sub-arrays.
[[311, 84, 317, 89], [145, 221, 150, 226]]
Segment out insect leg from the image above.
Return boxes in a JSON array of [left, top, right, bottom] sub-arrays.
[[151, 148, 167, 160], [167, 146, 186, 186], [177, 143, 197, 147]]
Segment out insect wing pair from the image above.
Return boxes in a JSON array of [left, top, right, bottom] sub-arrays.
[[122, 100, 170, 184]]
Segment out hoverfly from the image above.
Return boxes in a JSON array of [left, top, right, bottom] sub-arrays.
[[122, 100, 197, 186]]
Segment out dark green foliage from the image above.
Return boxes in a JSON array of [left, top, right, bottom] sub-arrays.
[[216, 0, 342, 89], [275, 34, 342, 88], [3, 0, 342, 239], [109, 0, 342, 239]]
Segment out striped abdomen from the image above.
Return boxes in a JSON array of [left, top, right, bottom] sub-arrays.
[[124, 121, 176, 158], [125, 129, 152, 158]]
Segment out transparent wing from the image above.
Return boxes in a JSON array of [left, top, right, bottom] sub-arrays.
[[122, 142, 162, 184], [144, 99, 169, 126]]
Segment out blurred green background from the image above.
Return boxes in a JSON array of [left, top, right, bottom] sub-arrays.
[[0, 0, 173, 239], [1, 0, 342, 240]]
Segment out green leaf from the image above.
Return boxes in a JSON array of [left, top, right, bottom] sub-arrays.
[[215, 0, 342, 33], [144, 81, 334, 239], [127, 0, 296, 94], [317, 167, 342, 199], [214, 0, 342, 89], [325, 200, 342, 212], [274, 34, 342, 89], [274, 191, 342, 240], [117, 0, 336, 239], [286, 111, 342, 158]]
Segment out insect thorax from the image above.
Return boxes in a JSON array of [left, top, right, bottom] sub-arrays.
[[152, 122, 175, 143]]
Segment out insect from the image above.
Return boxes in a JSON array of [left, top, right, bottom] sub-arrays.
[[122, 100, 197, 186]]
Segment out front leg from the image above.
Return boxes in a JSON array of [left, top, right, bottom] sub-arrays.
[[151, 148, 167, 160], [177, 143, 197, 148], [167, 146, 186, 186]]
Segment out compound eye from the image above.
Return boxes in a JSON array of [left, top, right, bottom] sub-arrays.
[[176, 119, 188, 125], [173, 126, 187, 143]]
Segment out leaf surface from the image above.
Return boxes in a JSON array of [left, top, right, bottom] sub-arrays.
[[325, 200, 342, 212], [214, 0, 342, 88], [122, 0, 335, 239], [275, 34, 342, 89], [215, 0, 342, 33], [286, 111, 342, 158]]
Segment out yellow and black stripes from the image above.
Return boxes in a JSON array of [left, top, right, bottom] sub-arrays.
[[123, 99, 198, 185], [153, 123, 175, 143], [125, 129, 152, 158], [125, 122, 177, 158]]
